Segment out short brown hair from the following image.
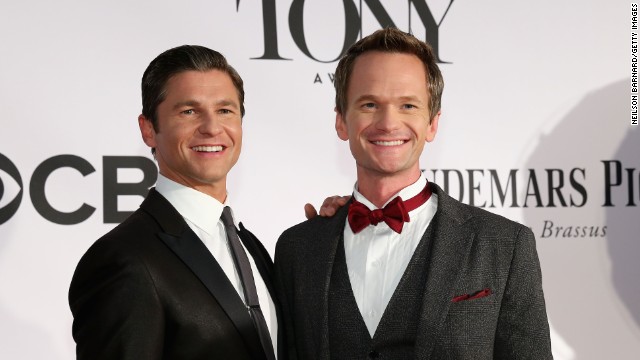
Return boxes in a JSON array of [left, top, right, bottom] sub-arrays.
[[141, 45, 245, 131], [334, 28, 443, 122]]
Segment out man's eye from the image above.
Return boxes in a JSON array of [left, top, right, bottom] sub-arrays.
[[402, 104, 416, 109], [362, 103, 376, 109], [219, 109, 232, 114], [181, 109, 195, 115]]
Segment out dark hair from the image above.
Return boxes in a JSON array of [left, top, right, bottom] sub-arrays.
[[141, 45, 245, 131], [334, 27, 443, 122]]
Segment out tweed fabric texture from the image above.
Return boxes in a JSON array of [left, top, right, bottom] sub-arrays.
[[274, 183, 553, 360], [328, 228, 432, 359]]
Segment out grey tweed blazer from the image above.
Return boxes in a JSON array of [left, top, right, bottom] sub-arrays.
[[274, 183, 552, 360]]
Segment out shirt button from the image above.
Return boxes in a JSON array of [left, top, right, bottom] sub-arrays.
[[368, 310, 376, 317], [372, 260, 382, 267], [369, 350, 379, 358]]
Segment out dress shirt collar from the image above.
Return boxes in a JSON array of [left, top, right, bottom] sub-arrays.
[[352, 175, 428, 212], [155, 174, 233, 235]]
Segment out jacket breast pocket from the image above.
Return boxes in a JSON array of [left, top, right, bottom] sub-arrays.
[[449, 288, 498, 313]]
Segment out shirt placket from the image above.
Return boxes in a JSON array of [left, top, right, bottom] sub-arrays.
[[363, 225, 390, 334]]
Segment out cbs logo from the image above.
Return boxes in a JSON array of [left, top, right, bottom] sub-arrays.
[[0, 153, 23, 225], [0, 153, 157, 225]]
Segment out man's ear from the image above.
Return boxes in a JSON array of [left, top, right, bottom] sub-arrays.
[[138, 114, 157, 148], [425, 110, 441, 143], [335, 108, 349, 141]]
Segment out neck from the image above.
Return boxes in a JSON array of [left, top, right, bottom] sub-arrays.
[[160, 172, 228, 204], [193, 184, 227, 204], [356, 167, 422, 208]]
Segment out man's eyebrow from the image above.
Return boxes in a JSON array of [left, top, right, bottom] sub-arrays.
[[353, 94, 378, 103], [216, 99, 239, 108], [171, 99, 239, 109], [172, 100, 200, 110], [353, 95, 425, 103], [397, 95, 425, 104]]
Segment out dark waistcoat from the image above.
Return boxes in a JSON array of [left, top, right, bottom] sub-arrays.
[[328, 232, 432, 360]]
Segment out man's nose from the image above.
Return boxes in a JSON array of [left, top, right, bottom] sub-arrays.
[[198, 111, 223, 135], [374, 106, 401, 132]]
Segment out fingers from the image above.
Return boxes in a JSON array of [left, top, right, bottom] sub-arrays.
[[319, 195, 350, 217], [319, 197, 337, 217], [304, 203, 318, 219], [337, 196, 349, 206], [306, 195, 351, 219]]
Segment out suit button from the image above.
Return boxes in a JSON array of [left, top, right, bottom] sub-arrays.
[[368, 350, 379, 358]]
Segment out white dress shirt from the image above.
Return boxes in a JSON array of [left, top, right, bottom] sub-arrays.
[[343, 176, 438, 337], [155, 175, 278, 356]]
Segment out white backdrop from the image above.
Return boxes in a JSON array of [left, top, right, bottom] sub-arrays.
[[0, 1, 636, 359]]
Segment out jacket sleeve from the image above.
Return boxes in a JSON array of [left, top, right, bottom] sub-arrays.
[[494, 226, 553, 359], [273, 233, 299, 360], [69, 239, 165, 360]]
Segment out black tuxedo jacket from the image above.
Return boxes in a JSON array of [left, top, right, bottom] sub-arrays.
[[274, 183, 552, 359], [69, 189, 279, 360]]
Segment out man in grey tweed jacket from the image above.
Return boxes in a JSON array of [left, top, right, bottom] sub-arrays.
[[274, 28, 552, 359]]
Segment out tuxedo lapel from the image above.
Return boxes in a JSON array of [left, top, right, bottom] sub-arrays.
[[414, 185, 477, 360], [140, 189, 267, 360], [238, 223, 275, 301], [237, 223, 286, 358], [313, 204, 349, 359]]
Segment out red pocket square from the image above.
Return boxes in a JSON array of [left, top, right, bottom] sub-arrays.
[[452, 288, 492, 303]]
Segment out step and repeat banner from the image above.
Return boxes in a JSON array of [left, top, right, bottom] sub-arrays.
[[0, 1, 636, 358]]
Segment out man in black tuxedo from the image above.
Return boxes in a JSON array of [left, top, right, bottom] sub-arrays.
[[275, 28, 553, 359], [69, 45, 279, 359]]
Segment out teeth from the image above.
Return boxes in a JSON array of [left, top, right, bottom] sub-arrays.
[[373, 140, 404, 146], [192, 145, 223, 152]]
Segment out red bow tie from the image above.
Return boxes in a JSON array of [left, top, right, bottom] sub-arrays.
[[347, 183, 432, 234]]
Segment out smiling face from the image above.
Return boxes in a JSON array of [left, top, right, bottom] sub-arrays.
[[139, 69, 242, 201], [336, 51, 440, 186]]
